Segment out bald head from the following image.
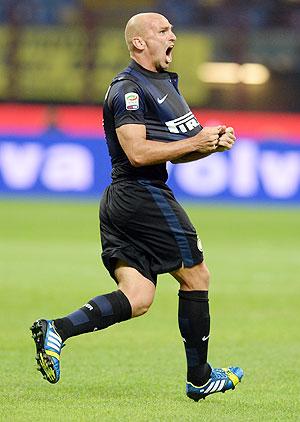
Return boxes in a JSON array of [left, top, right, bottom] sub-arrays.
[[124, 12, 176, 72], [125, 13, 168, 52]]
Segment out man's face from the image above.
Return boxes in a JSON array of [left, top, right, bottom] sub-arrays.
[[143, 16, 176, 72]]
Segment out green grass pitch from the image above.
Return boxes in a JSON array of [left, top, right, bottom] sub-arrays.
[[0, 199, 299, 421]]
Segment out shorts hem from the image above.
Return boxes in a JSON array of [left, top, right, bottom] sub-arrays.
[[156, 254, 204, 275], [102, 249, 157, 285], [102, 250, 204, 286]]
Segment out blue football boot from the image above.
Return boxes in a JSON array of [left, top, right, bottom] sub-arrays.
[[30, 319, 64, 384], [186, 366, 244, 401]]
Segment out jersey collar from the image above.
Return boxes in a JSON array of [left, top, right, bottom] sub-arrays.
[[129, 60, 178, 81]]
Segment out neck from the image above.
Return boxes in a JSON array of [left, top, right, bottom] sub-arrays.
[[130, 53, 158, 73]]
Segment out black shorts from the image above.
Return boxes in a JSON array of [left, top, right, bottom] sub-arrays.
[[99, 179, 203, 285]]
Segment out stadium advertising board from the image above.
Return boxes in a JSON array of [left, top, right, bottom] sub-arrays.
[[0, 105, 299, 203]]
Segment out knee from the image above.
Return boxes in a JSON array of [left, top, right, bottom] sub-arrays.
[[129, 294, 153, 317], [119, 287, 154, 317], [199, 265, 210, 289], [201, 265, 211, 286], [179, 264, 211, 291], [115, 263, 156, 318]]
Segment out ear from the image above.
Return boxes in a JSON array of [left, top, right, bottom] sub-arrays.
[[132, 37, 146, 51]]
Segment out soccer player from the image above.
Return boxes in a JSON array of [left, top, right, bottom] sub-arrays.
[[31, 12, 244, 401]]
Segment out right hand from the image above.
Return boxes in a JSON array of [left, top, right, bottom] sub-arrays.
[[192, 126, 225, 153]]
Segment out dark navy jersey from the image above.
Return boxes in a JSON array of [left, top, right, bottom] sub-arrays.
[[103, 60, 202, 182]]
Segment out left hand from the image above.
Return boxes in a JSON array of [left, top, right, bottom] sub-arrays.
[[216, 127, 236, 151]]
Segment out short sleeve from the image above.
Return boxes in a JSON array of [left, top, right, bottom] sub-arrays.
[[108, 80, 146, 128]]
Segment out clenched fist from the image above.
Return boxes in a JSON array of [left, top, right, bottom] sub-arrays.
[[216, 127, 236, 151], [192, 125, 226, 154]]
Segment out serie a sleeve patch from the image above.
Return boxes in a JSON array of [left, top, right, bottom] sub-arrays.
[[125, 92, 139, 110]]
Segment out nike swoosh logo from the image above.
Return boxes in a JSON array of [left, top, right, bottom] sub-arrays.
[[202, 335, 210, 341], [157, 94, 168, 104]]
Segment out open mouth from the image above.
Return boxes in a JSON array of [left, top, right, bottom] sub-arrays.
[[166, 45, 174, 64]]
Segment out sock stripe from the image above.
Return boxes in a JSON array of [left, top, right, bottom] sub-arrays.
[[54, 290, 132, 342], [92, 295, 114, 317], [66, 309, 89, 326]]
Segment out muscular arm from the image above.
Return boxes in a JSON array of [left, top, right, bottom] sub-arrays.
[[116, 124, 222, 167]]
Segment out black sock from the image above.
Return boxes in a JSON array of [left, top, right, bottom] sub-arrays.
[[178, 290, 211, 386], [54, 290, 132, 342]]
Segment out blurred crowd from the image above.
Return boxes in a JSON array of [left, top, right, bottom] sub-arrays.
[[1, 0, 299, 109], [1, 0, 299, 29], [158, 0, 300, 29]]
